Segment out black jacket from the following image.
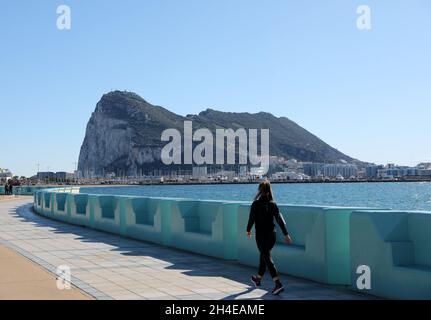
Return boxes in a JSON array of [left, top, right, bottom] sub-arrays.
[[247, 199, 289, 236]]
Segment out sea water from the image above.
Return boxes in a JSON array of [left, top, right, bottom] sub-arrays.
[[81, 182, 431, 211]]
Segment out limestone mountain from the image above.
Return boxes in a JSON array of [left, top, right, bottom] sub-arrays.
[[78, 91, 360, 177]]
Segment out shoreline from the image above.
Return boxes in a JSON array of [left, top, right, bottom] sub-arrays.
[[7, 178, 431, 190], [81, 179, 431, 187]]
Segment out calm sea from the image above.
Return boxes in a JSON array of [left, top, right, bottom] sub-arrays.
[[81, 182, 431, 211]]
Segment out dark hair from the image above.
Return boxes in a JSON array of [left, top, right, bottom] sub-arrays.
[[254, 179, 274, 201]]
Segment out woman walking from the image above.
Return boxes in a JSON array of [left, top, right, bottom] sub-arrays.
[[246, 180, 292, 295]]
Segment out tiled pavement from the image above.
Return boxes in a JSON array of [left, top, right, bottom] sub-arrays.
[[0, 198, 372, 300], [0, 242, 91, 300]]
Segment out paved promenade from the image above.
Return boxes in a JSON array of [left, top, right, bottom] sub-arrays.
[[0, 198, 370, 300], [0, 195, 16, 202], [0, 243, 91, 300]]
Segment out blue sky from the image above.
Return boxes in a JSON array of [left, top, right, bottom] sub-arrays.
[[1, 0, 430, 177]]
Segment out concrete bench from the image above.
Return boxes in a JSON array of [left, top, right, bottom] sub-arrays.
[[350, 210, 431, 299], [69, 194, 92, 227], [169, 199, 235, 259], [93, 195, 121, 234], [124, 197, 164, 245]]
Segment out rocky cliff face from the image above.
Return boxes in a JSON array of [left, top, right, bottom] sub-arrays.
[[78, 91, 177, 177], [78, 91, 359, 177]]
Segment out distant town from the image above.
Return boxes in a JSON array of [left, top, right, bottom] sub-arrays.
[[2, 159, 431, 186]]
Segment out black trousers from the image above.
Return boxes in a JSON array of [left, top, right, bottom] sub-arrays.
[[256, 231, 278, 279]]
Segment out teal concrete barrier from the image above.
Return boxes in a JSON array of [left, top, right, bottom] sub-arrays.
[[32, 187, 431, 299], [169, 199, 241, 260], [124, 196, 165, 245], [1, 185, 59, 195], [37, 192, 43, 208], [350, 210, 431, 299], [51, 192, 69, 223], [43, 192, 54, 216], [69, 194, 92, 227], [92, 195, 122, 234]]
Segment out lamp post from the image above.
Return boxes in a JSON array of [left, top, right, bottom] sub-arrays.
[[36, 163, 40, 184], [73, 162, 78, 185]]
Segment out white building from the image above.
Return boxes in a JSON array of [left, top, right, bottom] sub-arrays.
[[239, 166, 248, 177], [250, 167, 266, 177], [323, 164, 358, 179], [271, 171, 310, 181], [215, 170, 236, 179], [192, 166, 207, 178], [418, 169, 431, 176]]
